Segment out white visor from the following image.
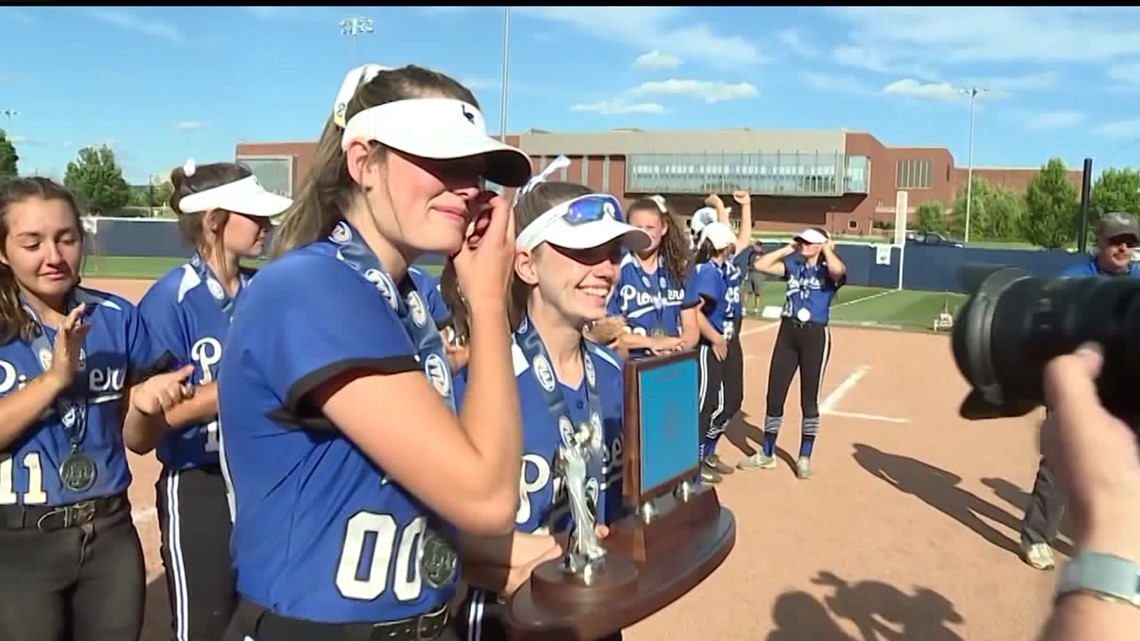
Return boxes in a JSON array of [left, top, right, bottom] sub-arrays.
[[699, 221, 736, 251], [690, 206, 718, 233], [516, 194, 650, 253], [795, 228, 829, 245], [341, 98, 533, 188], [177, 176, 292, 218]]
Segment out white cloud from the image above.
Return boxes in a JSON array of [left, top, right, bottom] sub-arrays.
[[634, 50, 682, 72], [86, 8, 183, 43], [1025, 110, 1085, 130], [1107, 63, 1140, 87], [1094, 119, 1140, 138], [778, 29, 819, 58], [882, 78, 962, 101], [631, 79, 758, 103], [174, 121, 206, 131], [570, 100, 667, 116], [515, 8, 760, 68], [825, 7, 1140, 70]]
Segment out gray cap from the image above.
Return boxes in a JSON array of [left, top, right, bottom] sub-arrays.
[[1096, 212, 1140, 241]]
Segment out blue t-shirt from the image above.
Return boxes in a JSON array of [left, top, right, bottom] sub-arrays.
[[407, 266, 452, 325], [691, 261, 733, 340], [0, 288, 160, 507], [455, 337, 626, 639], [781, 254, 846, 325], [1060, 257, 1140, 278], [139, 263, 252, 471], [218, 243, 455, 624], [607, 254, 699, 357]]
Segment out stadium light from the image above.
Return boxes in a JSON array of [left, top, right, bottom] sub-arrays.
[[339, 17, 374, 65], [499, 7, 511, 143], [959, 86, 990, 245]]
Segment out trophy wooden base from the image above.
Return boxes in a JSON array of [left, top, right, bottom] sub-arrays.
[[508, 486, 736, 641]]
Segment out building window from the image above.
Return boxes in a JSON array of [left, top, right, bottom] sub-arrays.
[[237, 156, 293, 197], [847, 219, 858, 230], [895, 159, 933, 190]]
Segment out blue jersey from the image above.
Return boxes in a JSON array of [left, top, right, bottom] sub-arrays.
[[408, 266, 452, 325], [0, 288, 159, 507], [722, 261, 744, 321], [139, 263, 251, 470], [218, 242, 455, 624], [781, 254, 845, 325], [607, 254, 699, 355], [691, 261, 732, 339], [1061, 257, 1140, 278]]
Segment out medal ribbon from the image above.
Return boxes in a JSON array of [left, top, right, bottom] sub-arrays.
[[633, 258, 665, 334], [323, 219, 455, 413], [189, 252, 249, 321]]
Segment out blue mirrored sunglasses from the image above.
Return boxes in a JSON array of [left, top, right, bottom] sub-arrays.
[[561, 194, 624, 225]]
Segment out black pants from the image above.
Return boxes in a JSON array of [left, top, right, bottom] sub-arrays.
[[698, 343, 726, 457], [156, 464, 237, 641], [453, 590, 623, 641], [1019, 456, 1067, 546], [0, 495, 145, 641], [224, 598, 460, 641], [764, 320, 832, 439], [720, 335, 744, 428]]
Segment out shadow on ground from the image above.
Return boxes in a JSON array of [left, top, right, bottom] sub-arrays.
[[980, 477, 1074, 556], [725, 412, 764, 457], [767, 571, 964, 641], [851, 444, 1022, 555]]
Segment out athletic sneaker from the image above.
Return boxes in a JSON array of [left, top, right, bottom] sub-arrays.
[[795, 456, 812, 480], [736, 452, 777, 470], [700, 468, 722, 484], [705, 454, 734, 475], [1020, 541, 1056, 570]]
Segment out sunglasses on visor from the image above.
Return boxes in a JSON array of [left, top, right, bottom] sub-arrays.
[[558, 194, 625, 225]]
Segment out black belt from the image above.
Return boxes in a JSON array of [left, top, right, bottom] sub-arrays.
[[0, 492, 128, 532], [782, 317, 826, 329], [234, 598, 450, 641]]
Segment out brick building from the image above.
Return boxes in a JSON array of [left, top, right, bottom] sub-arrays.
[[234, 128, 1084, 237]]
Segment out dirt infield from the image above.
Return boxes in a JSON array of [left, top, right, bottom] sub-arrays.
[[87, 278, 1058, 641]]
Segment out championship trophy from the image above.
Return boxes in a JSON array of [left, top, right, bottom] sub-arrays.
[[508, 351, 737, 640]]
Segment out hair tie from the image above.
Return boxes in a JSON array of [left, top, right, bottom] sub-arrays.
[[182, 158, 197, 177], [648, 194, 667, 213], [333, 63, 392, 129], [513, 155, 570, 207]]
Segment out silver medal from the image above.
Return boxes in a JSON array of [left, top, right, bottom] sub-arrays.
[[796, 307, 811, 322], [59, 451, 98, 492], [419, 528, 458, 588]]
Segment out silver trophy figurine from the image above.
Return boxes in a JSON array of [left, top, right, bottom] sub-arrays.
[[555, 420, 607, 579]]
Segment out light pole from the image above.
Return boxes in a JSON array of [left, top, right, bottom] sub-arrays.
[[498, 7, 511, 143], [339, 17, 374, 66], [959, 86, 989, 244]]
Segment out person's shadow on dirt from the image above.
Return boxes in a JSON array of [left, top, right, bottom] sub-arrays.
[[767, 572, 964, 641], [725, 411, 765, 457], [851, 444, 1021, 555]]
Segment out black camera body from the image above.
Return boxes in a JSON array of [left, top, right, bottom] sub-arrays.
[[951, 266, 1140, 427]]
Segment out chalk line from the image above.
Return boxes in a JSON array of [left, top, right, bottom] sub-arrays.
[[819, 365, 870, 413], [823, 409, 909, 424], [832, 289, 896, 310]]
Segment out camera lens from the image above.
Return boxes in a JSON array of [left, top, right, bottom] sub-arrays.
[[951, 266, 1140, 419]]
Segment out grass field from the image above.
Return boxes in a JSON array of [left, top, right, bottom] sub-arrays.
[[83, 256, 961, 333]]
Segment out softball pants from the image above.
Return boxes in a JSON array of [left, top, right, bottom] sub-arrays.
[[762, 319, 832, 458]]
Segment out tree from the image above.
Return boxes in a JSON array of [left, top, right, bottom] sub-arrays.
[[64, 145, 130, 213], [948, 175, 1026, 241], [914, 201, 948, 234], [1021, 157, 1080, 249], [128, 179, 174, 209], [0, 130, 18, 179], [1089, 167, 1140, 235]]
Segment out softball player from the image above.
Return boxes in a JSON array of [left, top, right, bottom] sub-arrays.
[[0, 177, 194, 641], [132, 160, 289, 641], [604, 194, 700, 359], [738, 227, 846, 479], [689, 221, 745, 484], [216, 63, 532, 641], [452, 176, 646, 641]]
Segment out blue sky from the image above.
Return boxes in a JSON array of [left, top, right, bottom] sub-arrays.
[[4, 6, 1140, 184]]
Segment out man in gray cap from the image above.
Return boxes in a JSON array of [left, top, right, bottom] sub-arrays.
[[1019, 211, 1139, 571]]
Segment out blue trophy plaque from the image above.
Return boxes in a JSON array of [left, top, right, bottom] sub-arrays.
[[627, 351, 701, 501]]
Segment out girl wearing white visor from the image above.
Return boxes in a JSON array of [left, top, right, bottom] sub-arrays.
[[450, 177, 647, 641], [216, 64, 532, 641], [127, 160, 289, 641], [740, 227, 846, 479]]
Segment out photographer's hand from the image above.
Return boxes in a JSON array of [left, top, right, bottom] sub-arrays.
[[1036, 343, 1140, 641]]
